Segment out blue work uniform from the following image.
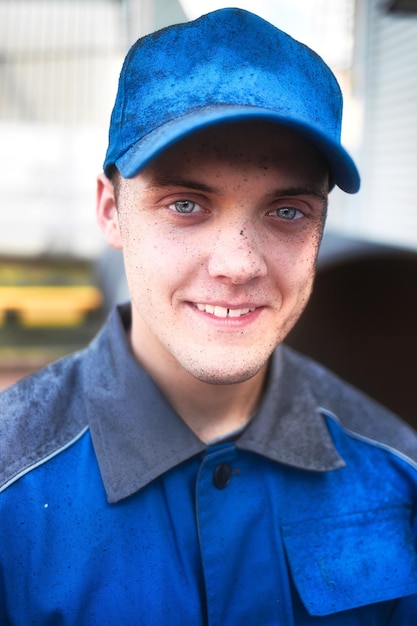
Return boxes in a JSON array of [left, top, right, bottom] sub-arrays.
[[1, 305, 417, 624]]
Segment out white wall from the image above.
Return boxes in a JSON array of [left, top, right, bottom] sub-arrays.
[[331, 0, 417, 251]]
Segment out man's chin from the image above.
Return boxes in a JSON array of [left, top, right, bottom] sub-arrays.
[[185, 360, 268, 387]]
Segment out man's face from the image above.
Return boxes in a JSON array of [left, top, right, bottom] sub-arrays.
[[98, 122, 329, 386]]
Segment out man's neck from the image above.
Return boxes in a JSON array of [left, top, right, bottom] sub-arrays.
[[158, 365, 268, 443], [129, 330, 268, 443]]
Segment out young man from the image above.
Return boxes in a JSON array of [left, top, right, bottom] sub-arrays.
[[1, 8, 417, 624]]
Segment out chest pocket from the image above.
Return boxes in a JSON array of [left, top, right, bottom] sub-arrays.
[[281, 505, 417, 616]]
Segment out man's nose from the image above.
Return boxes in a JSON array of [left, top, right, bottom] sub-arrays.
[[207, 222, 267, 284]]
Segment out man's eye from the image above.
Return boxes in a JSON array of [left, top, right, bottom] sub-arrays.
[[272, 207, 304, 220], [169, 200, 201, 214]]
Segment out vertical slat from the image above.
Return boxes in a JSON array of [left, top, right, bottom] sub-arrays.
[[359, 0, 417, 249]]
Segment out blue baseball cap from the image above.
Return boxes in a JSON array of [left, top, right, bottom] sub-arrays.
[[104, 8, 360, 193]]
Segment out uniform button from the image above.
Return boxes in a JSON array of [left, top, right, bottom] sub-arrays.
[[213, 462, 233, 489]]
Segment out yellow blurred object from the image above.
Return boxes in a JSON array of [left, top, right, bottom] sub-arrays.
[[0, 285, 103, 328]]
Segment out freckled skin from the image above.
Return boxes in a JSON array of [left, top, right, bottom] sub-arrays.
[[96, 121, 329, 437]]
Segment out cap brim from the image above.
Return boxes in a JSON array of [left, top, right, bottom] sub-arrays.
[[115, 106, 360, 194]]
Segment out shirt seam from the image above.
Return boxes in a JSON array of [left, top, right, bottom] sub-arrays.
[[0, 425, 90, 493], [320, 407, 417, 472]]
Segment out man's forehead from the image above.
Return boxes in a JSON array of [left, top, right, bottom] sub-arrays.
[[139, 121, 330, 189]]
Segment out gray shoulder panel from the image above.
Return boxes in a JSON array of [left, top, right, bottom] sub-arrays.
[[0, 351, 88, 491], [282, 345, 417, 464]]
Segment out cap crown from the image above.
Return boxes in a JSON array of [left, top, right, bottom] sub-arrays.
[[104, 8, 359, 193]]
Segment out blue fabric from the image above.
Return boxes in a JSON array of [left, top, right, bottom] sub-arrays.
[[1, 423, 417, 624], [2, 307, 417, 623], [103, 8, 360, 193]]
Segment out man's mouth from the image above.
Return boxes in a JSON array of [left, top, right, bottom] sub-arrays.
[[194, 303, 256, 318]]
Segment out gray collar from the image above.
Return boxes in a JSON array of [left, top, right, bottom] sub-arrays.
[[83, 306, 344, 503]]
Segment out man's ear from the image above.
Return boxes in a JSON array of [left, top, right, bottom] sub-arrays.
[[96, 172, 122, 249]]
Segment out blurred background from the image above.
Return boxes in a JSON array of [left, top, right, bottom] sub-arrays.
[[0, 0, 416, 424]]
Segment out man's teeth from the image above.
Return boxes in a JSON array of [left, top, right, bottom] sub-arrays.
[[195, 304, 255, 318]]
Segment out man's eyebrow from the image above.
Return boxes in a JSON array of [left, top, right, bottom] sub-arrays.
[[145, 174, 219, 194], [266, 186, 328, 203], [145, 176, 328, 203]]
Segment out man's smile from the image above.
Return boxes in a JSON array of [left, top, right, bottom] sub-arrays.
[[193, 303, 257, 318]]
